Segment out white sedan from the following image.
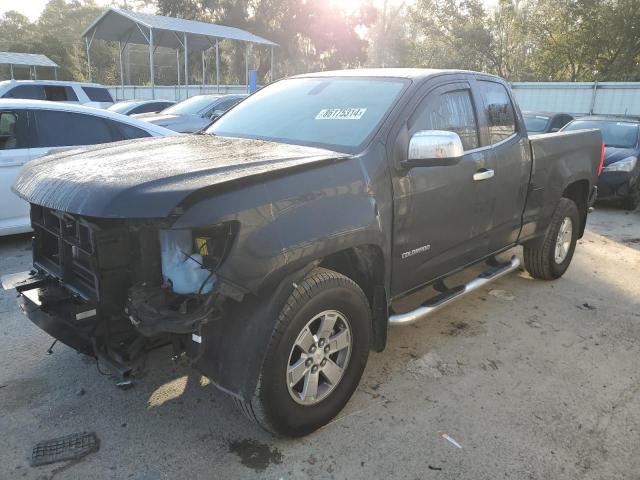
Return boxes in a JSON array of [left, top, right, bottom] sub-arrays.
[[0, 99, 177, 236]]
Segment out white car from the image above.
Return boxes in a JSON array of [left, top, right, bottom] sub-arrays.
[[0, 99, 177, 236], [0, 80, 115, 109]]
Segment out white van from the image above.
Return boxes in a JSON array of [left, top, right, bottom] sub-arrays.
[[0, 99, 177, 236], [0, 80, 115, 109]]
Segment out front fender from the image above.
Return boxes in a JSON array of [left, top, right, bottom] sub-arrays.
[[173, 157, 384, 294]]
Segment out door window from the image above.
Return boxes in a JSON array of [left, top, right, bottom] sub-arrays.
[[110, 120, 152, 139], [0, 110, 28, 150], [81, 87, 113, 103], [478, 81, 516, 144], [410, 89, 479, 151], [3, 85, 45, 100], [33, 110, 116, 147], [42, 86, 78, 102]]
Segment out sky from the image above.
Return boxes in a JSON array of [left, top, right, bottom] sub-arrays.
[[1, 0, 498, 22]]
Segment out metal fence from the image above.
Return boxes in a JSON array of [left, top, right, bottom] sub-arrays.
[[108, 84, 249, 102], [109, 82, 640, 117], [511, 82, 640, 116]]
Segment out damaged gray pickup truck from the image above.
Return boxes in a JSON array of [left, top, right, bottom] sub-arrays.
[[4, 69, 603, 437]]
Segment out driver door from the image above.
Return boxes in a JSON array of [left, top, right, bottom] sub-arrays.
[[391, 82, 495, 295], [0, 109, 32, 233]]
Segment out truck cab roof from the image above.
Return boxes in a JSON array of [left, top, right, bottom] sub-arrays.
[[292, 68, 502, 81]]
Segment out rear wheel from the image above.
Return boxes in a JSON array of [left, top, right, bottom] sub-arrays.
[[524, 197, 579, 280], [237, 267, 371, 437]]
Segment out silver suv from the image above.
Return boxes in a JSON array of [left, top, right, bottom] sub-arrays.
[[0, 80, 114, 108]]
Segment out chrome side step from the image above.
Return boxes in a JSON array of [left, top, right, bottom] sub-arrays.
[[389, 255, 521, 326]]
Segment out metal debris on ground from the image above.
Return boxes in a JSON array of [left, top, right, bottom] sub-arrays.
[[30, 432, 99, 467], [577, 303, 597, 311], [437, 431, 463, 449]]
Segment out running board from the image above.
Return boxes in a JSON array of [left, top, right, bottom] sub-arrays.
[[389, 255, 521, 326]]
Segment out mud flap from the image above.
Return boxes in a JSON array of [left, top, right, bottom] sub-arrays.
[[186, 265, 316, 400]]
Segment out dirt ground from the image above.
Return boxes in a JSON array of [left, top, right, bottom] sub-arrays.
[[1, 207, 639, 480]]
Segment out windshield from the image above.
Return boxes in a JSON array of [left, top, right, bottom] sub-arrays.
[[108, 102, 135, 114], [523, 115, 550, 133], [163, 96, 219, 116], [207, 77, 408, 151], [564, 119, 640, 148]]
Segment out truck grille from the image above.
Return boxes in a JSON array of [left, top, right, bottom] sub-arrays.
[[31, 205, 131, 302]]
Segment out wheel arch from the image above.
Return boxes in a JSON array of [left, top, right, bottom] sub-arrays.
[[562, 179, 590, 237], [319, 245, 389, 352]]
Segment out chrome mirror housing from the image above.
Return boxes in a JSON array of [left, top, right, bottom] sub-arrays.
[[405, 130, 464, 167]]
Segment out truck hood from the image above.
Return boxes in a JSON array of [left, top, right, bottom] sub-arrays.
[[13, 135, 350, 218]]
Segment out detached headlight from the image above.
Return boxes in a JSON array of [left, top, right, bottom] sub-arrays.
[[603, 156, 637, 172], [159, 223, 236, 295]]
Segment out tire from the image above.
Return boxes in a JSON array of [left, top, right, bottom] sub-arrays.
[[621, 181, 640, 211], [237, 267, 371, 437], [524, 197, 580, 280]]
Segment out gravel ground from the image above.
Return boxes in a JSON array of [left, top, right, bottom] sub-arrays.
[[1, 207, 639, 480]]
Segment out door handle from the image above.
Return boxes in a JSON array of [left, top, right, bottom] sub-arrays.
[[473, 169, 494, 181]]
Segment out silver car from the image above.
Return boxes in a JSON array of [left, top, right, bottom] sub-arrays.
[[133, 94, 246, 133]]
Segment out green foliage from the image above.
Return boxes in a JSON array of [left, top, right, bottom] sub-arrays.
[[0, 0, 638, 84], [406, 0, 640, 81]]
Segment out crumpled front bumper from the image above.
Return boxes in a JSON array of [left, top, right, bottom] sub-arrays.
[[3, 271, 97, 356]]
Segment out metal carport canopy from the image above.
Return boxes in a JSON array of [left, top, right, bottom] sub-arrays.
[[81, 7, 278, 98], [0, 52, 59, 79]]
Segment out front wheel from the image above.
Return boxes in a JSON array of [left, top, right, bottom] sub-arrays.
[[237, 267, 371, 437], [524, 197, 580, 280]]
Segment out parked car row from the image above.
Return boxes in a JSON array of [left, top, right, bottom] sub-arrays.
[[0, 100, 177, 236], [522, 110, 639, 209]]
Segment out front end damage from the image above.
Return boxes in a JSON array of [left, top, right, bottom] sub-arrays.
[[7, 204, 237, 381]]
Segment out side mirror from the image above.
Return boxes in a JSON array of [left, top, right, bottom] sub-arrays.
[[402, 130, 464, 168]]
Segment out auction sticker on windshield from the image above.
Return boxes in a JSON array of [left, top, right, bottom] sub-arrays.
[[316, 108, 367, 120]]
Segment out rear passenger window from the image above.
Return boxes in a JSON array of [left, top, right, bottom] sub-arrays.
[[3, 85, 45, 100], [82, 87, 113, 103], [111, 121, 152, 140], [34, 110, 116, 147], [479, 81, 516, 144], [410, 90, 479, 151], [42, 86, 78, 102], [0, 110, 28, 150]]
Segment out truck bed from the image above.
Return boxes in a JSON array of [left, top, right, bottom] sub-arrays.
[[521, 128, 603, 241]]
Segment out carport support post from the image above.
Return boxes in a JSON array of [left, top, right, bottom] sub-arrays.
[[184, 33, 189, 97], [9, 64, 13, 79], [119, 41, 125, 100], [176, 49, 181, 100], [85, 37, 92, 82], [202, 50, 205, 86], [149, 28, 155, 99], [215, 39, 220, 93], [270, 46, 274, 82], [54, 67, 58, 80], [33, 66, 37, 80], [245, 43, 250, 93]]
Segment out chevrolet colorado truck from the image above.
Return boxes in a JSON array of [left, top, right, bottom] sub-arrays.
[[3, 69, 603, 437]]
